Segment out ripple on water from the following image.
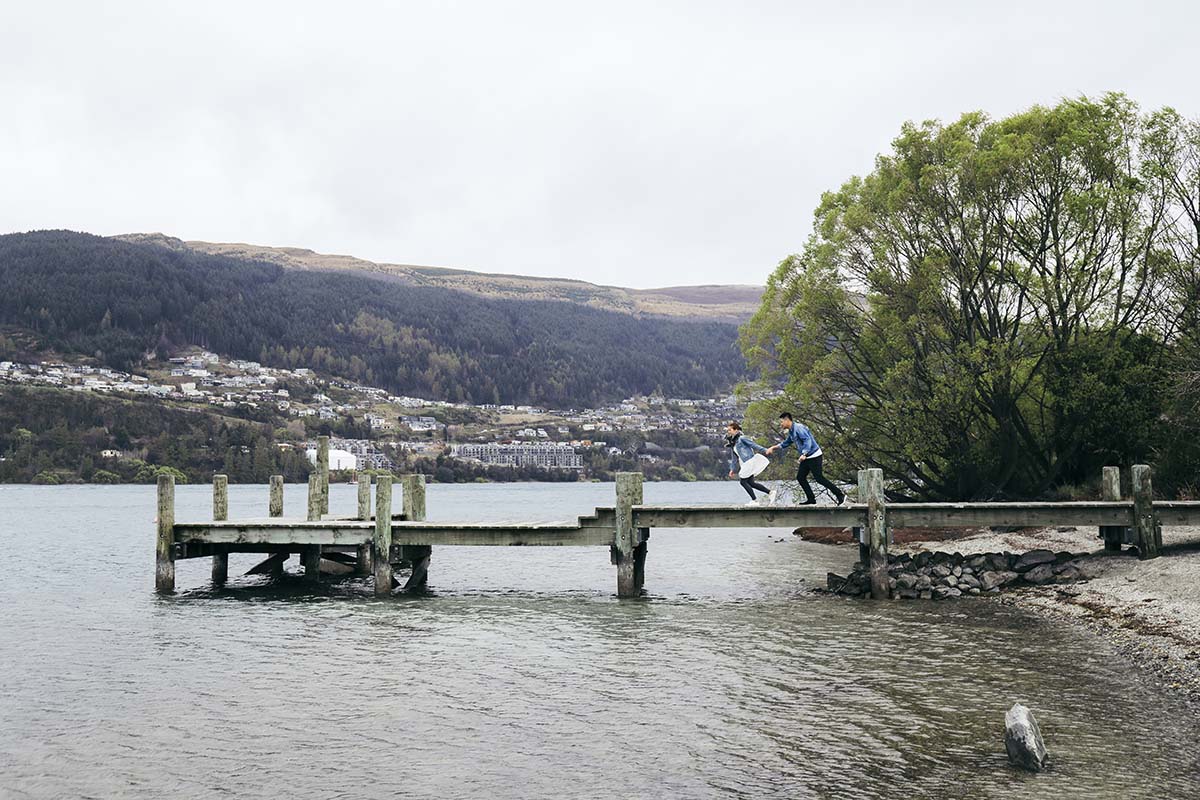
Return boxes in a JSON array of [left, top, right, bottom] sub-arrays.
[[0, 483, 1198, 799]]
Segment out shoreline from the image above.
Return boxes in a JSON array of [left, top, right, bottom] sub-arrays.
[[801, 524, 1200, 712]]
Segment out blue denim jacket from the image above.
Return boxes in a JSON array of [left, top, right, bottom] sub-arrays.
[[727, 434, 767, 474], [775, 423, 822, 458]]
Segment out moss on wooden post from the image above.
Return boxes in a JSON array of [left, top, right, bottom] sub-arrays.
[[613, 472, 644, 598], [373, 475, 393, 596], [1132, 464, 1160, 560], [211, 474, 229, 586], [155, 474, 175, 593]]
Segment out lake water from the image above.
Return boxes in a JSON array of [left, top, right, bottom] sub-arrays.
[[1, 482, 1198, 799]]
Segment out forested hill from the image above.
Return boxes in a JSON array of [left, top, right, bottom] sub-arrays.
[[0, 230, 745, 406]]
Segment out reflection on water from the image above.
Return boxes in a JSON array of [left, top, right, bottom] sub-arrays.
[[0, 483, 1197, 799]]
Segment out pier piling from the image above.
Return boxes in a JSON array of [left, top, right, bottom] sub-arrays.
[[1132, 464, 1160, 560], [303, 473, 322, 581], [269, 475, 284, 518], [356, 474, 373, 575], [211, 474, 228, 586], [1101, 466, 1123, 552], [860, 468, 889, 599], [317, 435, 330, 516], [613, 472, 644, 598], [155, 474, 175, 593], [401, 474, 430, 592], [373, 475, 393, 596]]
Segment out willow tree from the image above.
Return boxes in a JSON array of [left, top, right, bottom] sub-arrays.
[[742, 94, 1197, 500]]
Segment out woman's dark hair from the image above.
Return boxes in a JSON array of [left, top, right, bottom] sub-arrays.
[[727, 421, 742, 431], [779, 412, 793, 421]]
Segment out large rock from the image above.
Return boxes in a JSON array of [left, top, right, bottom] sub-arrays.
[[1014, 549, 1056, 572], [1024, 564, 1056, 585], [980, 571, 1005, 591], [1004, 703, 1048, 771]]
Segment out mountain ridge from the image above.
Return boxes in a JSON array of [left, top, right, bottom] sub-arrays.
[[113, 233, 762, 324]]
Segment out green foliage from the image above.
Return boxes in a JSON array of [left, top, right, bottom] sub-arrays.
[[0, 231, 744, 407], [742, 94, 1200, 499], [31, 470, 61, 485], [90, 469, 121, 484]]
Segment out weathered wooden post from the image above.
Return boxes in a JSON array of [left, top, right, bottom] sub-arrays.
[[1101, 466, 1123, 552], [317, 435, 330, 515], [373, 475, 393, 596], [612, 472, 644, 598], [303, 473, 322, 581], [356, 474, 373, 575], [860, 468, 889, 599], [1131, 464, 1160, 560], [155, 474, 175, 593], [211, 474, 229, 586], [269, 475, 284, 517], [401, 474, 431, 591]]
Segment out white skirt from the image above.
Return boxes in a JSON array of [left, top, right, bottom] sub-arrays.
[[738, 453, 769, 479]]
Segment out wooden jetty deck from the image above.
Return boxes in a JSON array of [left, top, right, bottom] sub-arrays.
[[156, 439, 1200, 599]]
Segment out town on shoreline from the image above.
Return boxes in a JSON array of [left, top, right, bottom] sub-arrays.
[[0, 347, 772, 484]]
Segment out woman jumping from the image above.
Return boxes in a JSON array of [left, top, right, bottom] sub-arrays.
[[724, 422, 775, 505]]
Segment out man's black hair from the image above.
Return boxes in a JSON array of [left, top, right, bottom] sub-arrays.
[[779, 412, 793, 421]]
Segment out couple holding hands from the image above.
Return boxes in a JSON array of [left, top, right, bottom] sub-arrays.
[[725, 412, 846, 507]]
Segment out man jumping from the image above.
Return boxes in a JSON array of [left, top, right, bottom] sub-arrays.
[[766, 413, 845, 506]]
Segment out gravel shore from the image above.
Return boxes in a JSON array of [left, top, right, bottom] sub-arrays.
[[898, 525, 1200, 710]]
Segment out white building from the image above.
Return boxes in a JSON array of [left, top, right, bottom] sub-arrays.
[[306, 448, 358, 471]]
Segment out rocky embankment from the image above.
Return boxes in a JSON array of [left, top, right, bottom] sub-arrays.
[[827, 548, 1101, 599]]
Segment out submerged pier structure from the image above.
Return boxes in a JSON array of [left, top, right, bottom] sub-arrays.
[[156, 442, 1200, 599]]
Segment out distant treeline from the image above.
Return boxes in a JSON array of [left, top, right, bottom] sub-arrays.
[[0, 231, 744, 407], [0, 387, 312, 484]]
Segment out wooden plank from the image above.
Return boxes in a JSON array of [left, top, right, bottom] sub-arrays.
[[861, 468, 888, 600], [245, 552, 288, 576], [155, 474, 175, 593], [633, 504, 864, 529], [1132, 464, 1160, 560], [1155, 501, 1200, 527], [390, 526, 613, 547], [374, 475, 393, 596], [614, 472, 642, 598], [307, 473, 322, 522], [269, 475, 284, 517], [211, 474, 229, 586], [885, 502, 1134, 529]]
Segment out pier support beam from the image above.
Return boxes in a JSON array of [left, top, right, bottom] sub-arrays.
[[155, 474, 175, 593], [211, 474, 229, 586], [356, 474, 373, 575], [613, 472, 644, 598], [1132, 464, 1161, 560], [1100, 466, 1123, 552], [401, 474, 430, 592], [317, 435, 330, 516], [860, 468, 889, 600], [373, 475, 393, 596]]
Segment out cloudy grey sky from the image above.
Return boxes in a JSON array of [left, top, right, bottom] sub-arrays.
[[2, 1, 1196, 288]]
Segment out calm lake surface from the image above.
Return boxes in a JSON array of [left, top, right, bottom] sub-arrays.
[[1, 481, 1197, 799]]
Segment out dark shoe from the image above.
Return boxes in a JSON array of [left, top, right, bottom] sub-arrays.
[[836, 494, 846, 506], [798, 500, 816, 506]]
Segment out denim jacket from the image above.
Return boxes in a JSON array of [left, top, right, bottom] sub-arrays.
[[775, 423, 822, 458], [727, 434, 767, 474]]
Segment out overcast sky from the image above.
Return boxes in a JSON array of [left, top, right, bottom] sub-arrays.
[[2, 1, 1196, 289]]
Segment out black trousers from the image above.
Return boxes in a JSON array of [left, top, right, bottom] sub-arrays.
[[796, 455, 843, 504], [740, 476, 771, 499]]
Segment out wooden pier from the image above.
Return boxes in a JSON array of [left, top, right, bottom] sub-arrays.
[[156, 448, 1200, 599]]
